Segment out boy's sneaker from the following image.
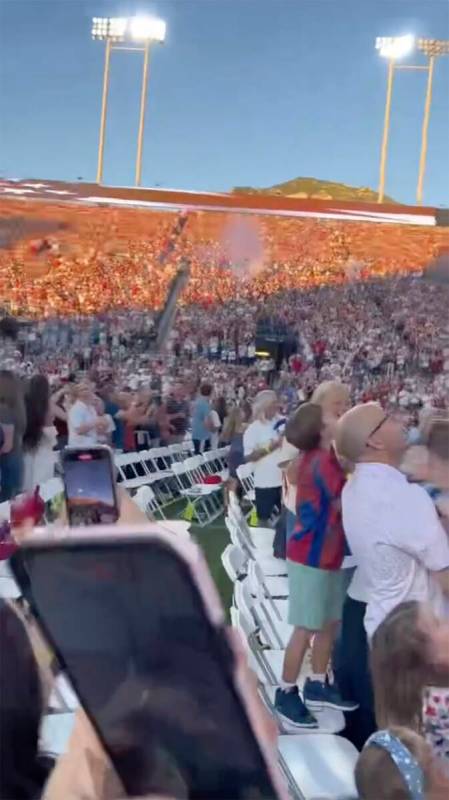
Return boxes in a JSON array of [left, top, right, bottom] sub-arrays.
[[303, 677, 359, 712], [274, 687, 318, 729]]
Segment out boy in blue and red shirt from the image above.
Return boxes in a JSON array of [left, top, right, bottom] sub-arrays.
[[275, 402, 357, 729]]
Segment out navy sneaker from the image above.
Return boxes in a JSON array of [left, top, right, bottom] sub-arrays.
[[275, 687, 318, 729], [303, 677, 359, 712]]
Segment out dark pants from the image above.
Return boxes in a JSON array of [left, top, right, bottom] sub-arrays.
[[193, 438, 210, 455], [255, 486, 281, 522], [333, 595, 376, 750], [0, 452, 23, 502]]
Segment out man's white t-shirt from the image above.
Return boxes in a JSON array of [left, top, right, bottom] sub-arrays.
[[342, 462, 449, 639], [68, 401, 98, 447], [243, 420, 282, 489]]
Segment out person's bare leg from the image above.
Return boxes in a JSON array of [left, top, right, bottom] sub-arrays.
[[282, 627, 312, 683], [311, 621, 339, 674]]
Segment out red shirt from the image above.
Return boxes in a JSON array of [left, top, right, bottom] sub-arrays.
[[287, 447, 346, 570]]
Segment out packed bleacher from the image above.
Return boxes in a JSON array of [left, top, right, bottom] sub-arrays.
[[1, 204, 449, 799], [1, 197, 449, 316]]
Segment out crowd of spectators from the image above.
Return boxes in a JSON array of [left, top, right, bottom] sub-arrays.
[[1, 269, 448, 419], [0, 201, 448, 317], [1, 204, 449, 799]]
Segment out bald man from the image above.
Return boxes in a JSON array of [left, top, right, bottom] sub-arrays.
[[335, 402, 449, 640]]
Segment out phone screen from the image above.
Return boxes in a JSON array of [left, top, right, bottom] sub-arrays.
[[62, 448, 119, 526], [11, 539, 279, 799]]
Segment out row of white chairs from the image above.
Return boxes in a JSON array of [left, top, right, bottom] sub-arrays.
[[222, 494, 358, 799], [115, 445, 230, 527]]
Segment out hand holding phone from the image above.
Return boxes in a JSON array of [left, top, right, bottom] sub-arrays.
[[61, 447, 119, 527], [11, 534, 286, 799]]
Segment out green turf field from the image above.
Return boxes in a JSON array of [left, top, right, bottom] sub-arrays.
[[193, 518, 233, 616], [160, 496, 232, 616]]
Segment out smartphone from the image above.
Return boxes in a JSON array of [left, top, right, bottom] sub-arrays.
[[61, 447, 119, 527], [10, 532, 286, 799]]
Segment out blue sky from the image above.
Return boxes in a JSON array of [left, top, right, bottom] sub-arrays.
[[1, 0, 448, 205]]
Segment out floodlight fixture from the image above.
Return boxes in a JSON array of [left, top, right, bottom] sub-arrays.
[[375, 34, 415, 60], [417, 38, 449, 57], [129, 16, 166, 43], [91, 15, 166, 43]]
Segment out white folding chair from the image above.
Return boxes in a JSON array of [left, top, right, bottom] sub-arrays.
[[234, 578, 292, 651], [249, 560, 288, 621], [173, 457, 223, 527], [236, 462, 256, 509], [231, 604, 343, 735], [231, 605, 285, 686], [167, 443, 184, 462], [202, 450, 229, 481], [147, 446, 173, 474], [216, 445, 230, 469], [184, 455, 205, 482], [133, 485, 166, 519], [249, 559, 288, 601], [221, 543, 247, 583], [115, 452, 150, 490], [225, 516, 286, 577], [277, 733, 358, 799], [182, 435, 194, 454], [228, 494, 275, 552], [139, 449, 173, 484]]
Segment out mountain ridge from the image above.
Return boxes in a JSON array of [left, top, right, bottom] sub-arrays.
[[233, 176, 396, 204]]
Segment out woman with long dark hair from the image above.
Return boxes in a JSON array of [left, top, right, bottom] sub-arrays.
[[0, 371, 26, 501], [0, 600, 53, 799], [23, 375, 57, 492]]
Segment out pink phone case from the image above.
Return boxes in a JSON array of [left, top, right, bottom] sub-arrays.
[[23, 524, 289, 799]]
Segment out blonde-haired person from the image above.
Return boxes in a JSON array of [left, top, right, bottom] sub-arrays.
[[243, 390, 283, 525], [370, 601, 449, 736], [311, 380, 350, 420], [355, 725, 449, 800], [67, 383, 105, 448]]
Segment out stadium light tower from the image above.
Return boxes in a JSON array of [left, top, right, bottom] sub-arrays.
[[92, 16, 166, 187], [376, 36, 449, 205]]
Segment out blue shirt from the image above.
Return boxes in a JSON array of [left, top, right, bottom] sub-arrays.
[[191, 397, 211, 441], [104, 401, 125, 450]]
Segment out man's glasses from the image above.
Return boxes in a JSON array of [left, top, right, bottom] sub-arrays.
[[366, 413, 390, 443]]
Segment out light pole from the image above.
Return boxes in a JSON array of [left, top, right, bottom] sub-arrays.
[[376, 36, 449, 204], [416, 39, 449, 205], [92, 16, 166, 187], [375, 35, 415, 204]]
